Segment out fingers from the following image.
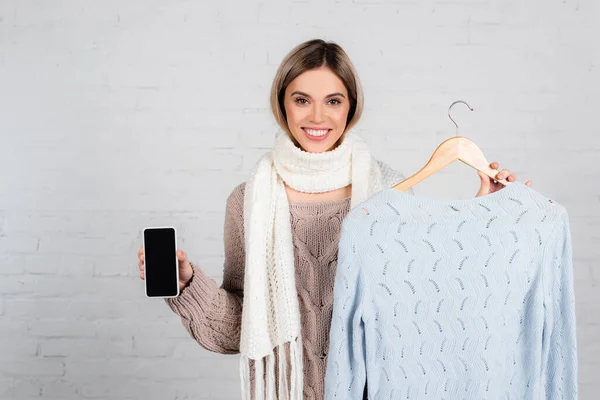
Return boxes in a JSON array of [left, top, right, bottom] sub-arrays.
[[495, 168, 510, 181], [490, 162, 510, 181], [525, 180, 533, 186], [138, 247, 145, 280], [490, 162, 523, 183]]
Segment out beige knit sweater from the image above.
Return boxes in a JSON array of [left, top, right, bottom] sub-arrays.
[[165, 182, 355, 399]]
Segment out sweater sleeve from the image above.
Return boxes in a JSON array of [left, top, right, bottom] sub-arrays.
[[541, 209, 577, 398], [164, 183, 246, 355], [324, 224, 368, 399]]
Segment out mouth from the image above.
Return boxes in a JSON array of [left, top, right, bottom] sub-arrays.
[[302, 128, 332, 141]]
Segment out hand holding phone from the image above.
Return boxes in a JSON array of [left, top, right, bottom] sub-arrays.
[[140, 227, 193, 297]]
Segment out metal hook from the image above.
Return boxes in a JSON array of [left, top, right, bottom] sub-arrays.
[[448, 100, 474, 137]]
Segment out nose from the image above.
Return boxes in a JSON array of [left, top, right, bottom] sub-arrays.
[[310, 104, 325, 124]]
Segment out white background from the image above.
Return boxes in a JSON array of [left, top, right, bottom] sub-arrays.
[[1, 0, 598, 398]]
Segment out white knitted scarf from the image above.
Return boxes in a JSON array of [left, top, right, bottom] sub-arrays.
[[240, 130, 404, 400]]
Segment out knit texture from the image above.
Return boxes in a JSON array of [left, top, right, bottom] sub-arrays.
[[239, 130, 407, 400], [324, 181, 577, 399], [166, 170, 409, 399]]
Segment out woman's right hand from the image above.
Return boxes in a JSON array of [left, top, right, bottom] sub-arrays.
[[138, 246, 194, 291]]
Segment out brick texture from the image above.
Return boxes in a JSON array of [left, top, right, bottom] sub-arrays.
[[0, 0, 598, 399]]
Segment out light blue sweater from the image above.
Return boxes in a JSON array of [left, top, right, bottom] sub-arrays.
[[324, 181, 577, 399]]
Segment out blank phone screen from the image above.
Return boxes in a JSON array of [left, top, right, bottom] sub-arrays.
[[143, 227, 178, 297]]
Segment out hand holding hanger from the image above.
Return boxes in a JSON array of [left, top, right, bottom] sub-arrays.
[[393, 100, 533, 197], [476, 160, 532, 197]]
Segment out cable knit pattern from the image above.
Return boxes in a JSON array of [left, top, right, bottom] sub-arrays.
[[166, 182, 352, 399], [289, 197, 351, 399], [238, 132, 407, 400], [324, 181, 578, 399]]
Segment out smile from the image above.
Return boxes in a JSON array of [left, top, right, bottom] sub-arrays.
[[302, 128, 332, 141]]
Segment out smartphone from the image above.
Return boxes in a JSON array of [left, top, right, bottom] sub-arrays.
[[142, 226, 180, 298]]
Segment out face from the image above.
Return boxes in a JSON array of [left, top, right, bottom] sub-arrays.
[[283, 67, 351, 153]]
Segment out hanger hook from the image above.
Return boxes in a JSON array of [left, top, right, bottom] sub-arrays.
[[448, 100, 474, 136]]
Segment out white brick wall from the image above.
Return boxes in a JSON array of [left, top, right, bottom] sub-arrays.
[[1, 0, 598, 398]]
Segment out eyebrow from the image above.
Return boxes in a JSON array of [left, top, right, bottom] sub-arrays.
[[290, 91, 346, 99]]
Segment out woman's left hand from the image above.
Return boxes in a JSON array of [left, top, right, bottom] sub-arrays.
[[476, 161, 533, 197]]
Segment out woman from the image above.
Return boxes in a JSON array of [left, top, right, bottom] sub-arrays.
[[137, 39, 531, 399]]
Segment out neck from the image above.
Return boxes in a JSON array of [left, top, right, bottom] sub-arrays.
[[284, 182, 352, 204], [272, 131, 355, 194]]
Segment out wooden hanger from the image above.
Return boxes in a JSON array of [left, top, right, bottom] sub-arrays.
[[392, 100, 510, 192]]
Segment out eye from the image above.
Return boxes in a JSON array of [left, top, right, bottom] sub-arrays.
[[294, 97, 308, 104], [328, 98, 342, 105]]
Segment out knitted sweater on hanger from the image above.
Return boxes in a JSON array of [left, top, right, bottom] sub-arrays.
[[324, 181, 577, 400]]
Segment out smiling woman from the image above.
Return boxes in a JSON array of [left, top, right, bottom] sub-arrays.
[[284, 69, 349, 152], [151, 38, 528, 400], [270, 40, 363, 153]]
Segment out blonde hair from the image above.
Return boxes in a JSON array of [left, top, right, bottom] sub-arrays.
[[270, 39, 364, 147]]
